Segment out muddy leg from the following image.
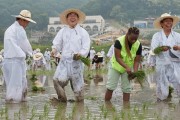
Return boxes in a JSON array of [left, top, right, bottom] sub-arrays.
[[74, 90, 84, 102], [123, 93, 130, 102], [22, 89, 27, 102], [105, 89, 113, 101], [53, 80, 67, 102]]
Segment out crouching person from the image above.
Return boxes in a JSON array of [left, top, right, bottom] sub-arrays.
[[51, 9, 90, 102]]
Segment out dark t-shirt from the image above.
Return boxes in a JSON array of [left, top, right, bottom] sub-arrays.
[[114, 40, 142, 55]]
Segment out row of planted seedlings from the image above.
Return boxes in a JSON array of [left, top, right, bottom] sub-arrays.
[[0, 95, 178, 120]]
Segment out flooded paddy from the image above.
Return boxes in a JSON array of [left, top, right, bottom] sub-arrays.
[[0, 69, 180, 120]]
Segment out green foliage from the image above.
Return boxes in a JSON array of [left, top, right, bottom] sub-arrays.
[[82, 0, 180, 25], [0, 0, 89, 30]]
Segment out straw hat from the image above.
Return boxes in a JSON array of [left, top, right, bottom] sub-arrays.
[[96, 52, 102, 57], [153, 13, 180, 29], [33, 53, 43, 60], [60, 8, 86, 25], [12, 10, 36, 23], [55, 52, 61, 58], [36, 48, 40, 52], [149, 50, 155, 56]]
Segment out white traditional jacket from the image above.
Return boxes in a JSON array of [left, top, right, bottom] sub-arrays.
[[151, 30, 180, 65], [4, 21, 32, 58], [52, 24, 90, 62]]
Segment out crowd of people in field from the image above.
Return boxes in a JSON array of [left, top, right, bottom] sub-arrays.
[[1, 8, 180, 104]]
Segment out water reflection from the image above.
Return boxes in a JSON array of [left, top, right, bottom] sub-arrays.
[[5, 102, 27, 120], [52, 102, 84, 120], [93, 74, 103, 85], [54, 103, 67, 120], [1, 71, 180, 119]]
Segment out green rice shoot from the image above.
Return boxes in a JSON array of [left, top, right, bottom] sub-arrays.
[[128, 70, 146, 88], [80, 56, 90, 67]]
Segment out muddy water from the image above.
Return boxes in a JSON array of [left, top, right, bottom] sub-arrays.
[[0, 71, 180, 120]]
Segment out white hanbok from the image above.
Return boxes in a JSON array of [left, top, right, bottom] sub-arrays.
[[2, 21, 32, 103], [107, 44, 114, 58], [52, 24, 90, 96], [44, 50, 51, 70], [151, 30, 180, 100], [90, 49, 96, 60]]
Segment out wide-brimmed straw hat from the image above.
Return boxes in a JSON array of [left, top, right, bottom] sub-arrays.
[[60, 8, 86, 25], [12, 10, 36, 23], [149, 50, 155, 56], [96, 52, 102, 57], [154, 13, 180, 29], [36, 48, 40, 52], [33, 53, 43, 60]]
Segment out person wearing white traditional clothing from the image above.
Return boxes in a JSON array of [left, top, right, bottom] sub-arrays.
[[90, 47, 96, 60], [100, 49, 105, 65], [44, 48, 51, 70], [146, 50, 156, 88], [89, 47, 96, 69], [2, 10, 36, 103], [51, 9, 90, 102], [32, 49, 46, 71], [107, 44, 114, 59], [151, 13, 180, 101], [0, 55, 4, 86]]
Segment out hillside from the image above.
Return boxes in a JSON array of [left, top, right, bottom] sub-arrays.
[[0, 0, 89, 30]]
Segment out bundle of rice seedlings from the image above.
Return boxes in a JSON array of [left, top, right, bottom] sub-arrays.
[[153, 46, 170, 55], [168, 86, 174, 98], [128, 70, 146, 88], [80, 56, 90, 67], [30, 74, 38, 82], [32, 86, 45, 92], [73, 54, 90, 66]]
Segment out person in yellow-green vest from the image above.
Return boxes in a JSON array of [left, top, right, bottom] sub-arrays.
[[105, 27, 142, 102]]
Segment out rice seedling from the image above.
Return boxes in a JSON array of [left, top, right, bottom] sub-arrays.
[[153, 46, 170, 55], [29, 106, 37, 120], [80, 56, 91, 67], [168, 86, 174, 98], [85, 96, 98, 100], [29, 73, 45, 92], [128, 70, 146, 88], [86, 106, 91, 120]]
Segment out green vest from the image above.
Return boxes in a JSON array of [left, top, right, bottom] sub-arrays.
[[111, 35, 140, 73]]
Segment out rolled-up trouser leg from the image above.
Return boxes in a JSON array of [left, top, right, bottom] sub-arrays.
[[53, 80, 68, 102]]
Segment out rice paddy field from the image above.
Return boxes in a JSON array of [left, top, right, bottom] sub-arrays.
[[0, 66, 180, 120]]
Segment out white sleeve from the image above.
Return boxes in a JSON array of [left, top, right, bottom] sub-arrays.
[[18, 30, 33, 56], [107, 45, 114, 57], [151, 33, 160, 51], [52, 29, 63, 52], [79, 30, 90, 57]]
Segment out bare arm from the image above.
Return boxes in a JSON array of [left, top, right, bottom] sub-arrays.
[[133, 55, 141, 72]]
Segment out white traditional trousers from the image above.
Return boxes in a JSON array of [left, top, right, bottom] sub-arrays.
[[2, 58, 27, 103]]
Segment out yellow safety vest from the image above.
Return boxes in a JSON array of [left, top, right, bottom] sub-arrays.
[[111, 35, 140, 73]]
